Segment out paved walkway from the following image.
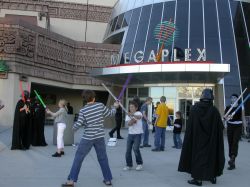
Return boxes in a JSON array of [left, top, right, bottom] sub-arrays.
[[0, 126, 249, 187]]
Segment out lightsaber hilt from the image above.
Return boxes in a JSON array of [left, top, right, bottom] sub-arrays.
[[34, 90, 47, 109], [224, 88, 247, 118]]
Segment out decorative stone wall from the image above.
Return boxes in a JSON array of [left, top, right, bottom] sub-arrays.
[[0, 0, 112, 23], [0, 19, 120, 85]]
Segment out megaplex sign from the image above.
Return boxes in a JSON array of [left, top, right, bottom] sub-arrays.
[[111, 20, 207, 65]]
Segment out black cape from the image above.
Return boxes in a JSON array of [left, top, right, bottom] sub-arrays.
[[178, 101, 225, 180], [11, 99, 32, 150], [31, 102, 47, 146]]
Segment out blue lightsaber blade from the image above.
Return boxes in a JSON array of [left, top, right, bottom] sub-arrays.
[[227, 93, 250, 121]]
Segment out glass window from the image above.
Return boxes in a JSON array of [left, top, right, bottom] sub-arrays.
[[131, 5, 152, 62], [138, 88, 149, 97], [128, 88, 137, 97], [164, 87, 177, 98], [144, 3, 164, 61], [217, 0, 241, 101], [150, 87, 164, 98], [122, 11, 132, 28], [177, 87, 192, 98], [110, 16, 118, 32], [189, 0, 204, 59], [204, 0, 221, 63], [243, 2, 250, 40], [115, 13, 124, 30], [121, 8, 141, 64], [174, 0, 189, 59]]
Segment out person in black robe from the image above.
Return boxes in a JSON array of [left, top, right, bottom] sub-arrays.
[[109, 105, 123, 139], [67, 102, 73, 115], [178, 89, 225, 186], [31, 97, 47, 146], [11, 90, 32, 150]]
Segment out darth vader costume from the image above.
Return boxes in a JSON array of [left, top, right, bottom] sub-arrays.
[[11, 91, 32, 150], [178, 89, 225, 186]]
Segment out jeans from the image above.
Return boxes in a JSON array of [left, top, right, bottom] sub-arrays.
[[141, 120, 149, 145], [126, 134, 143, 167], [154, 126, 166, 150], [67, 137, 112, 182], [173, 133, 182, 148]]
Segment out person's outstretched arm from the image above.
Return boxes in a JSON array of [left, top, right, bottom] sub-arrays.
[[72, 110, 86, 131]]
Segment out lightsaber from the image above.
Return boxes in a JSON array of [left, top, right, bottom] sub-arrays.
[[117, 74, 132, 101], [34, 90, 46, 108], [226, 93, 250, 121], [224, 88, 247, 119], [101, 83, 129, 115]]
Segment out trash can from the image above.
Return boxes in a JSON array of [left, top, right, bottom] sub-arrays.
[[53, 115, 74, 146]]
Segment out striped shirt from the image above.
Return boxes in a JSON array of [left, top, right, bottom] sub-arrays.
[[73, 102, 116, 140]]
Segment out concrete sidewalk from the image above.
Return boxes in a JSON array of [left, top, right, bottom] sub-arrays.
[[0, 126, 249, 187]]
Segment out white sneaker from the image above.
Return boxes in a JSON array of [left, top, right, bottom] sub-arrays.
[[123, 166, 132, 171], [135, 165, 143, 171]]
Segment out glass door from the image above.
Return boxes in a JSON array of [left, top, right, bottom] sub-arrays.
[[179, 99, 193, 131]]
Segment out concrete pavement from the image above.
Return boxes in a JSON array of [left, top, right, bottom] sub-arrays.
[[0, 126, 249, 187]]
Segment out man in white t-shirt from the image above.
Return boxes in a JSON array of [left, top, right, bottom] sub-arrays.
[[123, 101, 144, 171]]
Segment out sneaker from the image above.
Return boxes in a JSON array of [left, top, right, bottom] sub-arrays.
[[139, 145, 144, 148], [135, 165, 143, 171], [117, 136, 124, 139], [143, 144, 151, 147], [52, 152, 61, 157], [123, 166, 132, 171], [160, 148, 164, 151], [227, 165, 236, 170]]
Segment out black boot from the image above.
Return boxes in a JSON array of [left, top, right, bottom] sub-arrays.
[[228, 155, 236, 170], [210, 178, 216, 184], [188, 179, 202, 186], [109, 132, 113, 138]]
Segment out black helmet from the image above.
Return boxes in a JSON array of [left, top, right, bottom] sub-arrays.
[[200, 88, 214, 101]]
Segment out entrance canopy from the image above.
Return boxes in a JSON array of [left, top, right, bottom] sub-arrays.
[[91, 62, 230, 84]]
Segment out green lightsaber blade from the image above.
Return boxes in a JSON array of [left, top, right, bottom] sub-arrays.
[[34, 90, 46, 108]]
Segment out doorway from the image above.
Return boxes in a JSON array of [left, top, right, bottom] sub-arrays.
[[179, 99, 193, 131]]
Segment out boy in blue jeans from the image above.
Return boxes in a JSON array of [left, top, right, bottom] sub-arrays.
[[123, 101, 144, 171], [172, 111, 183, 149], [62, 90, 119, 187]]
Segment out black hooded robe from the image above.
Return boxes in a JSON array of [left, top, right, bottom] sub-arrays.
[[178, 101, 225, 180], [31, 102, 47, 146], [11, 99, 32, 150]]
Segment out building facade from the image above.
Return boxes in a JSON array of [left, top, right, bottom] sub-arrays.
[[0, 0, 119, 127], [93, 0, 250, 126]]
